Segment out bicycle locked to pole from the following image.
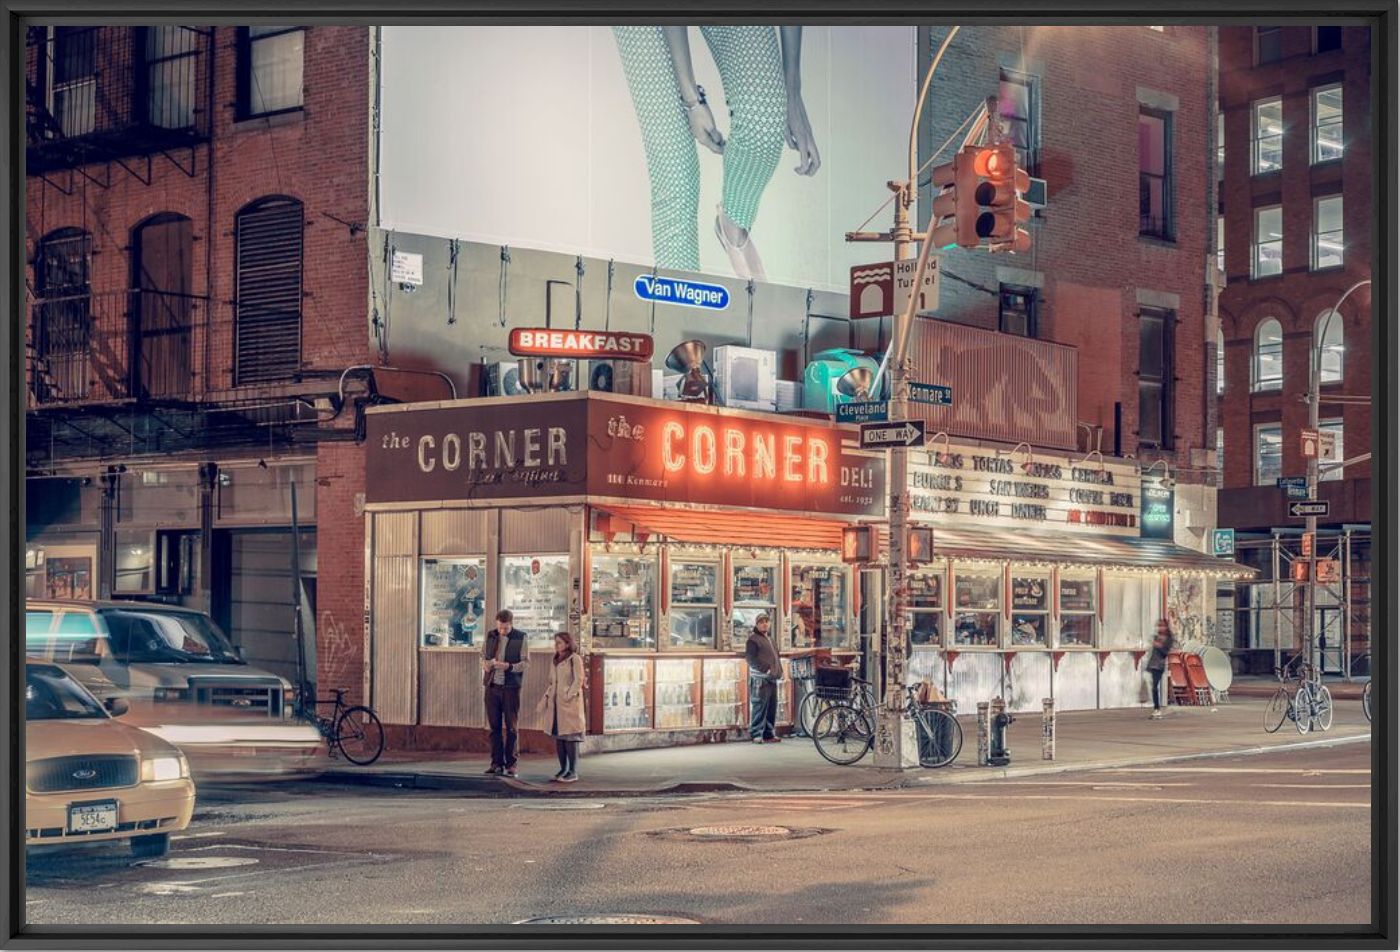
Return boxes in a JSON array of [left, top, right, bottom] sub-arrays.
[[1263, 654, 1333, 736], [808, 664, 962, 769], [301, 686, 386, 766]]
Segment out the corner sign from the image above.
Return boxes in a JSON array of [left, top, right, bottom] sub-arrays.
[[836, 401, 888, 424], [633, 275, 730, 311], [509, 328, 654, 363], [1289, 500, 1330, 518], [1211, 528, 1236, 558], [860, 420, 925, 449]]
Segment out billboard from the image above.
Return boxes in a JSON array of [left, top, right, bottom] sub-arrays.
[[379, 26, 917, 292]]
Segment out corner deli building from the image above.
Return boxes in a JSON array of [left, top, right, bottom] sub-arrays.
[[361, 389, 1247, 754]]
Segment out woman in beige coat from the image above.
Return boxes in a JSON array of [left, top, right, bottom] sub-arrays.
[[536, 631, 587, 782]]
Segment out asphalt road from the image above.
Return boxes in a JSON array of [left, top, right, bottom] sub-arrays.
[[25, 742, 1372, 927]]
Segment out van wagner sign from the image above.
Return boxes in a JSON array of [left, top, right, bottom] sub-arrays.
[[364, 394, 884, 517]]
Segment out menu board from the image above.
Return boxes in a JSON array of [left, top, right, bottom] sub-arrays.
[[420, 558, 486, 647], [500, 555, 570, 643], [1011, 576, 1049, 612], [1060, 577, 1096, 612]]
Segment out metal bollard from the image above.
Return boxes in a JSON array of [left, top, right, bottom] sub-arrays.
[[1042, 697, 1056, 761], [976, 701, 990, 766]]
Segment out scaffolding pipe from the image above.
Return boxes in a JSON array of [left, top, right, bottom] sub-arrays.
[[1272, 535, 1281, 672], [1343, 528, 1352, 681]]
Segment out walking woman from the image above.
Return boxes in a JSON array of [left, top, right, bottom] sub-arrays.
[[1146, 618, 1175, 719], [536, 631, 587, 782], [612, 25, 821, 280]]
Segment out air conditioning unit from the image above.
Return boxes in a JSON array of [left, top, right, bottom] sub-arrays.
[[712, 345, 777, 411], [775, 380, 803, 412], [652, 370, 687, 401], [486, 361, 531, 397], [588, 360, 651, 397]]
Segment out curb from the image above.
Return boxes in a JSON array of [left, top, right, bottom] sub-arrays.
[[314, 731, 1370, 798]]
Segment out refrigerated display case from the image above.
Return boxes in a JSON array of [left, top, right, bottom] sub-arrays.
[[702, 657, 744, 728], [654, 657, 701, 729], [601, 657, 653, 731]]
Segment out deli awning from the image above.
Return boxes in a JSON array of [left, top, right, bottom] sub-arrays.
[[919, 526, 1257, 577], [594, 504, 848, 551]]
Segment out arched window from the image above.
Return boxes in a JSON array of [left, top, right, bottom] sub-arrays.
[[1216, 329, 1226, 395], [234, 196, 303, 384], [1252, 318, 1283, 392], [1315, 310, 1344, 384], [33, 228, 93, 400]]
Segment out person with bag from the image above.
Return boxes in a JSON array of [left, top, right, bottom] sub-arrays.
[[1146, 618, 1175, 720], [481, 609, 529, 776], [745, 613, 782, 743], [536, 631, 586, 783]]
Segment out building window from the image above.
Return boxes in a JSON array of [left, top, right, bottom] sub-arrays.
[[234, 196, 304, 384], [1217, 215, 1226, 274], [953, 570, 1001, 647], [42, 26, 97, 138], [909, 565, 944, 646], [1139, 109, 1173, 240], [1216, 427, 1225, 484], [1216, 112, 1225, 181], [1254, 424, 1283, 486], [1138, 307, 1174, 449], [591, 552, 657, 649], [1315, 310, 1344, 384], [998, 70, 1037, 172], [1311, 85, 1344, 164], [1253, 318, 1284, 391], [998, 285, 1037, 337], [1320, 420, 1344, 481], [1253, 205, 1283, 278], [1010, 574, 1050, 647], [32, 228, 93, 402], [1251, 98, 1284, 174], [669, 560, 720, 650], [1314, 26, 1342, 53], [1255, 26, 1283, 65], [1216, 328, 1226, 395], [501, 555, 570, 647], [420, 558, 485, 648], [141, 26, 199, 129], [1058, 575, 1097, 647], [1312, 195, 1344, 270], [237, 26, 304, 118]]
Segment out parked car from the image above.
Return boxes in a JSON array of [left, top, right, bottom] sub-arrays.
[[26, 599, 325, 780], [26, 662, 195, 858]]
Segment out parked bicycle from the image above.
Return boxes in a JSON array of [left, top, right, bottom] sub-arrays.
[[307, 687, 385, 766], [1263, 657, 1331, 735], [796, 665, 876, 738], [811, 682, 962, 769]]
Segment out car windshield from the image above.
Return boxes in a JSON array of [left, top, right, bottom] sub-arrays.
[[103, 609, 242, 663], [26, 665, 107, 720]]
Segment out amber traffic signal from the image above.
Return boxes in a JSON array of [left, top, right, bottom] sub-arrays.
[[973, 141, 1032, 253], [928, 145, 991, 250]]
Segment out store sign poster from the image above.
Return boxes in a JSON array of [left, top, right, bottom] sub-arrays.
[[509, 327, 655, 362], [1211, 528, 1236, 558], [633, 275, 730, 311], [1140, 479, 1175, 541]]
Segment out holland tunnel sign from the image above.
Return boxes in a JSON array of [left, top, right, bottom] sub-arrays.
[[364, 394, 885, 517]]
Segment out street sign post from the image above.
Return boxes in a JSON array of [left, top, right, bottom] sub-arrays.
[[1276, 476, 1309, 500], [893, 258, 940, 315], [1316, 559, 1340, 584], [859, 420, 926, 449], [1318, 430, 1338, 462], [836, 401, 889, 424], [908, 382, 953, 407], [1288, 500, 1330, 518], [1211, 528, 1236, 557], [1301, 429, 1320, 458]]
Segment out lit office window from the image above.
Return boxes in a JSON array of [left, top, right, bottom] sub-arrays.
[[1253, 206, 1283, 278], [1311, 85, 1344, 163], [1312, 195, 1343, 270], [1315, 310, 1344, 384], [1253, 318, 1283, 392], [1254, 425, 1282, 486], [1252, 98, 1284, 174]]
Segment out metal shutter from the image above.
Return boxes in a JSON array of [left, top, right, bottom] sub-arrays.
[[235, 198, 302, 384]]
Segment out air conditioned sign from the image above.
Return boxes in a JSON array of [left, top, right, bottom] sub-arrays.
[[508, 328, 654, 362]]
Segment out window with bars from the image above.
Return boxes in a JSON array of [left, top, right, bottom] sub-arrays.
[[998, 285, 1037, 338], [1138, 307, 1174, 450], [33, 229, 93, 401], [1139, 108, 1173, 240], [1252, 97, 1284, 174], [237, 26, 305, 119], [1311, 85, 1343, 164], [1253, 205, 1283, 278], [998, 70, 1037, 173], [141, 27, 199, 130], [234, 197, 303, 384], [44, 27, 97, 138]]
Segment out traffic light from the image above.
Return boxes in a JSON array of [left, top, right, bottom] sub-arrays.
[[927, 145, 990, 250], [973, 141, 1032, 253]]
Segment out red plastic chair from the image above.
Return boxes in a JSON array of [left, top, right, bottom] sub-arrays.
[[1182, 653, 1214, 706], [1166, 653, 1193, 706]]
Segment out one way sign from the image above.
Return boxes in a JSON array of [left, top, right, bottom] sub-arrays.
[[859, 420, 925, 449]]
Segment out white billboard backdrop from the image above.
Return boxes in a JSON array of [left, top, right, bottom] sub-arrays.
[[379, 26, 917, 292]]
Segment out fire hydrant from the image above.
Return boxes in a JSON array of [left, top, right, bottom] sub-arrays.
[[988, 698, 1014, 766]]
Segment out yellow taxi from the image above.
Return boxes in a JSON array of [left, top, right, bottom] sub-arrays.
[[26, 662, 195, 858]]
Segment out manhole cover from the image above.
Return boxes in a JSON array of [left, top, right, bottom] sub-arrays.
[[136, 856, 260, 870], [515, 914, 699, 925], [689, 825, 791, 837], [511, 801, 609, 811]]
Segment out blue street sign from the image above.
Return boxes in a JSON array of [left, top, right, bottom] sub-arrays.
[[908, 382, 953, 407], [633, 275, 730, 310], [836, 401, 888, 424], [1277, 476, 1309, 500], [1212, 528, 1236, 558]]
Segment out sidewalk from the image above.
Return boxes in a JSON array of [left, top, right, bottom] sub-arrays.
[[317, 698, 1371, 798], [1227, 674, 1368, 700]]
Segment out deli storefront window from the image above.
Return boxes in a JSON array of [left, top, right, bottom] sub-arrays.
[[591, 553, 657, 649], [790, 564, 851, 649], [953, 570, 1001, 647], [731, 562, 778, 648], [1010, 573, 1050, 647], [670, 560, 719, 650], [1059, 575, 1098, 647], [909, 565, 944, 646], [421, 557, 486, 647], [501, 555, 570, 645]]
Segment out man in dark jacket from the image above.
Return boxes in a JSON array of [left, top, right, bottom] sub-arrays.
[[482, 609, 530, 775], [745, 613, 782, 743], [1146, 618, 1175, 719]]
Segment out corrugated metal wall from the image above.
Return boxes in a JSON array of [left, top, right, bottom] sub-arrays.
[[421, 509, 490, 556], [1102, 575, 1160, 649], [418, 651, 478, 727], [1008, 652, 1051, 712], [1055, 653, 1099, 711], [372, 512, 418, 725], [908, 319, 1078, 451], [947, 652, 1002, 711], [1099, 653, 1149, 708], [501, 507, 574, 554]]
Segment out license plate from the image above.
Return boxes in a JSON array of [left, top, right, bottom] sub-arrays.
[[68, 800, 118, 834]]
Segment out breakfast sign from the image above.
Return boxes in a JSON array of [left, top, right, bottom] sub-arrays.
[[365, 394, 885, 517]]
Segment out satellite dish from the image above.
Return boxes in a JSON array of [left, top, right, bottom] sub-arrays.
[[837, 367, 876, 400], [665, 340, 712, 403]]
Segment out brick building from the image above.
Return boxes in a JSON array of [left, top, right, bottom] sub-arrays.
[[24, 25, 375, 697], [1216, 25, 1372, 675]]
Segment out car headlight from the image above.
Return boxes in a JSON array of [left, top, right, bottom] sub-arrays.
[[141, 754, 189, 782]]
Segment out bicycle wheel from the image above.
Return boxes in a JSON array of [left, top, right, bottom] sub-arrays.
[[1363, 681, 1372, 723], [914, 709, 963, 768], [797, 691, 828, 738], [335, 706, 385, 765], [812, 704, 873, 766], [1263, 688, 1290, 733], [1312, 685, 1333, 732], [1292, 687, 1312, 735]]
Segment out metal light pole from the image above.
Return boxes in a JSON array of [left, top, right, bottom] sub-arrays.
[[1306, 278, 1369, 679]]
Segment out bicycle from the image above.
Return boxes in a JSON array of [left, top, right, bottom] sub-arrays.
[[1362, 679, 1372, 723], [796, 668, 875, 738], [307, 687, 385, 766], [811, 684, 963, 769], [1263, 658, 1330, 735]]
